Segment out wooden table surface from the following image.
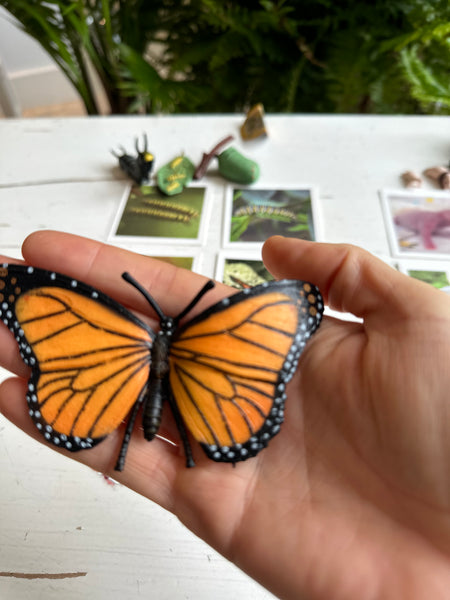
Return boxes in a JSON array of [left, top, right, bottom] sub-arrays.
[[0, 114, 449, 599]]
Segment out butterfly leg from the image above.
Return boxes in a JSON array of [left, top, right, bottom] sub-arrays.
[[115, 391, 146, 472], [166, 382, 195, 468]]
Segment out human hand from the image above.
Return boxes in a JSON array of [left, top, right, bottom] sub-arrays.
[[1, 231, 449, 600]]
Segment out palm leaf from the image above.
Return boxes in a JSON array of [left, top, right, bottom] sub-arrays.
[[400, 46, 450, 110]]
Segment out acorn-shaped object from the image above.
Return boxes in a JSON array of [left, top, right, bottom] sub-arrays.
[[401, 170, 422, 188], [240, 103, 267, 140], [217, 147, 259, 184], [423, 166, 450, 190]]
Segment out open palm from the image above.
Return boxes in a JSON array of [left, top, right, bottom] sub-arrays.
[[1, 231, 449, 600]]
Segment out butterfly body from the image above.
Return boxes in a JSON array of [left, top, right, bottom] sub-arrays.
[[0, 264, 323, 468], [143, 326, 174, 441]]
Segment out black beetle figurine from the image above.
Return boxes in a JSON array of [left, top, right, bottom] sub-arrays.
[[112, 134, 154, 185]]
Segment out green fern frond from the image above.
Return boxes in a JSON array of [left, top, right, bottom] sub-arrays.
[[401, 45, 450, 111], [380, 22, 450, 52]]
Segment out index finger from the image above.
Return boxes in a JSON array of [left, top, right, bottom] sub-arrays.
[[21, 230, 231, 318], [262, 236, 449, 323]]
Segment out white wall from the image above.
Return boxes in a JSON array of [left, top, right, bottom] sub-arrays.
[[0, 7, 54, 71], [0, 7, 79, 112]]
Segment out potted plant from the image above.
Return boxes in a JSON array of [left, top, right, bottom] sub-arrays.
[[1, 0, 449, 115]]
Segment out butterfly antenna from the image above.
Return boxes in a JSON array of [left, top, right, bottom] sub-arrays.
[[176, 280, 215, 322], [122, 272, 165, 321]]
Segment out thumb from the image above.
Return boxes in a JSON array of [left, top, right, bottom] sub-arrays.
[[262, 236, 448, 323]]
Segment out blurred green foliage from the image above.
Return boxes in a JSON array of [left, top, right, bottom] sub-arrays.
[[1, 0, 449, 115]]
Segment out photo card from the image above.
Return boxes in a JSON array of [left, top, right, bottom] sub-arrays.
[[109, 183, 210, 245], [381, 189, 450, 259], [398, 259, 450, 294], [113, 243, 202, 273], [150, 255, 195, 271], [215, 250, 274, 289], [223, 186, 321, 248]]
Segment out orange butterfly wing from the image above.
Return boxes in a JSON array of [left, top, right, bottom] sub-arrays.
[[0, 265, 152, 451], [169, 281, 323, 462]]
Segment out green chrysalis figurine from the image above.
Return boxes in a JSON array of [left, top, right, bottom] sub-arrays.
[[218, 147, 260, 185]]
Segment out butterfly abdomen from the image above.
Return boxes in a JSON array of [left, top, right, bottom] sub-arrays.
[[143, 331, 171, 440]]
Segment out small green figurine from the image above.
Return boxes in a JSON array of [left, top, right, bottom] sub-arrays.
[[218, 147, 260, 184], [193, 136, 259, 184], [157, 155, 195, 195]]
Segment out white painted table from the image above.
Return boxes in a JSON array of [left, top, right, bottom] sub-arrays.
[[0, 115, 449, 599]]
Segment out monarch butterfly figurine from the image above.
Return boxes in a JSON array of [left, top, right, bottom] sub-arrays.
[[0, 264, 323, 468]]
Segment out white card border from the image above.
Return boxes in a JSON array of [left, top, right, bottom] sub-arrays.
[[397, 258, 450, 290], [380, 188, 450, 260], [108, 182, 212, 246], [112, 243, 202, 274], [222, 184, 322, 249], [215, 249, 271, 284]]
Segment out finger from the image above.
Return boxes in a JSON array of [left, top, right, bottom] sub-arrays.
[[0, 375, 181, 509], [0, 375, 249, 520], [0, 254, 23, 265], [0, 328, 29, 378], [0, 257, 31, 377], [21, 231, 231, 318], [262, 236, 449, 322]]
